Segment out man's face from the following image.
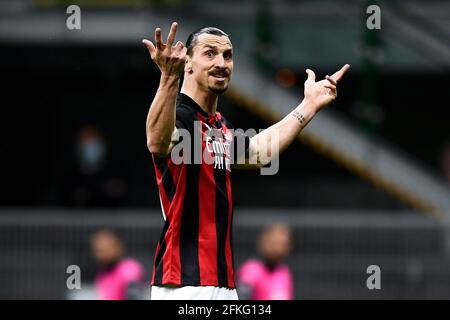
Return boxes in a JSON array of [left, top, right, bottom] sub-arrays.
[[258, 226, 292, 265], [186, 33, 233, 94], [91, 232, 123, 267]]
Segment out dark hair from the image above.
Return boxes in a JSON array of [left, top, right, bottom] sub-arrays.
[[186, 27, 229, 56]]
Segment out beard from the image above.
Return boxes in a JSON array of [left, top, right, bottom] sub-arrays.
[[208, 80, 229, 94], [207, 69, 231, 94], [209, 85, 228, 94]]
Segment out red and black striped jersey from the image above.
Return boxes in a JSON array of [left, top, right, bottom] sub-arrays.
[[151, 93, 250, 289]]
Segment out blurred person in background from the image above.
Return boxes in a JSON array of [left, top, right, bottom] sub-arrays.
[[91, 229, 145, 300], [237, 224, 294, 300], [61, 125, 127, 207]]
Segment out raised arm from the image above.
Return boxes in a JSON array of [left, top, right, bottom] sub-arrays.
[[143, 22, 187, 157], [245, 64, 350, 166]]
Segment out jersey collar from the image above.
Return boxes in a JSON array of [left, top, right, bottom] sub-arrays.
[[177, 93, 218, 120]]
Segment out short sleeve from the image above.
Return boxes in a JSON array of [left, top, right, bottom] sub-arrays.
[[175, 106, 194, 131]]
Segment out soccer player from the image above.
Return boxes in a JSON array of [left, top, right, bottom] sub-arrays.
[[237, 224, 294, 300], [143, 22, 349, 300]]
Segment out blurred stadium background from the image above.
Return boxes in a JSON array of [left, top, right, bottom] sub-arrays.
[[1, 0, 450, 299]]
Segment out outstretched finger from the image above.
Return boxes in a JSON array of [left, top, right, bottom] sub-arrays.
[[142, 39, 156, 57], [305, 69, 316, 82], [325, 75, 337, 86], [166, 22, 178, 48], [331, 64, 350, 82], [155, 27, 164, 50]]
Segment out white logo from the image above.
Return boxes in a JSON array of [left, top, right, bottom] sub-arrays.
[[366, 5, 381, 30], [66, 265, 81, 290], [170, 122, 279, 175], [366, 265, 381, 290], [66, 5, 81, 30]]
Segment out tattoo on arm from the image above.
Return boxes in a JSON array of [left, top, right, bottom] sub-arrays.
[[291, 110, 305, 125]]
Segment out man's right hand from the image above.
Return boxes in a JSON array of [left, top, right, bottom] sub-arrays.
[[142, 22, 187, 77]]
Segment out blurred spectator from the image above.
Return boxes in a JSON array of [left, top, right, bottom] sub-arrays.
[[237, 224, 294, 300], [91, 229, 145, 300], [61, 125, 127, 207]]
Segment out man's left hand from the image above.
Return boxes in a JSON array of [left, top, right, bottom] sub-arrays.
[[303, 64, 350, 112]]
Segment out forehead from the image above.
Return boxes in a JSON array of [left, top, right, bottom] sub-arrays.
[[265, 227, 289, 238], [93, 232, 116, 243], [194, 33, 232, 51]]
